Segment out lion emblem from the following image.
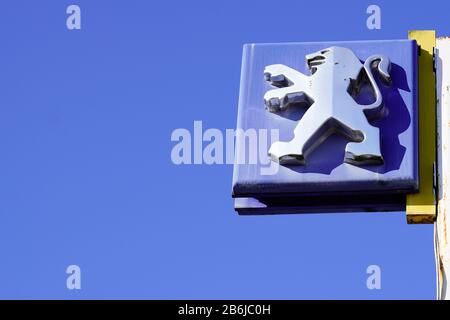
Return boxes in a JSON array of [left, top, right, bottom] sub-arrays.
[[264, 46, 392, 166]]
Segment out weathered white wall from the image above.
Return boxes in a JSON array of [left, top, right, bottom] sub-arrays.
[[436, 37, 450, 300]]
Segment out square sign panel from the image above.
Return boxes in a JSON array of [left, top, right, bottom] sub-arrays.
[[232, 40, 418, 214]]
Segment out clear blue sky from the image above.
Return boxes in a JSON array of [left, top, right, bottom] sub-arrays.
[[0, 0, 444, 299]]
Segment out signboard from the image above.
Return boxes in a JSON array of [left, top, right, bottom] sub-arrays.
[[232, 40, 419, 214]]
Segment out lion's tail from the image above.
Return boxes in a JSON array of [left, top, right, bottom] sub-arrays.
[[363, 55, 392, 110]]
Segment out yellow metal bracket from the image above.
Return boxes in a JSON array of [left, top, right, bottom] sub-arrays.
[[406, 30, 437, 224]]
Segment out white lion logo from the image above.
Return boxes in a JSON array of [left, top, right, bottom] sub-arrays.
[[264, 46, 391, 166]]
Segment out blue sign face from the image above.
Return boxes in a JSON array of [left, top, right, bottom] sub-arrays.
[[232, 40, 418, 214]]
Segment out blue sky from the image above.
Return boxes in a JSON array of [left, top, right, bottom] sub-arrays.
[[0, 0, 444, 299]]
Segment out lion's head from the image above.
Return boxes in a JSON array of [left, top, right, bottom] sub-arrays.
[[305, 46, 362, 77]]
